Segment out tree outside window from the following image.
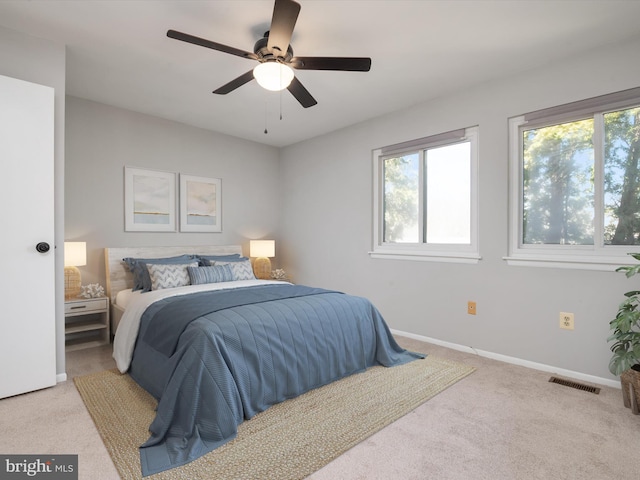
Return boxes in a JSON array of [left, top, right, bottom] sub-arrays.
[[522, 119, 594, 245], [509, 94, 640, 269], [604, 107, 640, 245], [522, 106, 640, 248]]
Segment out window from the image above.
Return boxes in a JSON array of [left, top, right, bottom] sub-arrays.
[[371, 126, 479, 262], [507, 87, 640, 269]]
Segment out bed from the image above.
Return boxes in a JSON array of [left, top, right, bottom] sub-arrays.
[[105, 245, 423, 476]]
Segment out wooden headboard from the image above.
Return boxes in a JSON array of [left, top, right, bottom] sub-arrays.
[[104, 245, 244, 303]]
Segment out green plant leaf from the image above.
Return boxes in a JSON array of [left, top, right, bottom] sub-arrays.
[[609, 354, 632, 376], [609, 253, 640, 375]]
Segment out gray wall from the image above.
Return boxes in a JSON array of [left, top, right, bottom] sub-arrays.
[[279, 35, 640, 383], [0, 26, 66, 378], [65, 97, 281, 288]]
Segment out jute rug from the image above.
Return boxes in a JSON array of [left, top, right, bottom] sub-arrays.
[[74, 356, 474, 480]]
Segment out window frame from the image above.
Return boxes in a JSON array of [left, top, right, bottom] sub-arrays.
[[371, 126, 480, 263], [506, 87, 640, 270]]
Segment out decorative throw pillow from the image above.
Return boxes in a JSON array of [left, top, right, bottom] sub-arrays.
[[229, 259, 256, 281], [187, 264, 234, 285], [146, 262, 198, 290], [123, 255, 196, 292]]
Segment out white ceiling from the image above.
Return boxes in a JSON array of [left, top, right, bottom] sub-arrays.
[[1, 1, 639, 147]]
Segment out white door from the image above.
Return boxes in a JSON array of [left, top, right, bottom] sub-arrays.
[[0, 74, 56, 399]]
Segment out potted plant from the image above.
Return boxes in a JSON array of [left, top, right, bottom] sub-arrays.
[[608, 253, 640, 414]]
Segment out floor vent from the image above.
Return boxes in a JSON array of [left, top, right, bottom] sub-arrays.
[[549, 376, 600, 394]]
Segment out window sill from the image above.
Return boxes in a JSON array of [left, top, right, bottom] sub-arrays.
[[369, 250, 481, 264], [503, 254, 630, 271]]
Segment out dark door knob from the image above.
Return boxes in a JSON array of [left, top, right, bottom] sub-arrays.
[[35, 242, 50, 253]]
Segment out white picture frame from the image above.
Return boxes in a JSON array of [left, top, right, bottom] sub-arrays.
[[124, 167, 176, 232], [179, 174, 222, 233]]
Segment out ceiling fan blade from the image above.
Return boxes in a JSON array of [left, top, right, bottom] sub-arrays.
[[213, 70, 255, 95], [267, 0, 301, 58], [290, 56, 371, 72], [287, 76, 317, 108], [167, 30, 258, 60]]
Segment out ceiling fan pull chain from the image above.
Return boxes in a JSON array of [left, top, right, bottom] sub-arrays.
[[280, 89, 283, 121], [264, 99, 268, 134]]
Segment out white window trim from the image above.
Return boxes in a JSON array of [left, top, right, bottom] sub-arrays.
[[370, 127, 480, 263], [506, 90, 640, 271]]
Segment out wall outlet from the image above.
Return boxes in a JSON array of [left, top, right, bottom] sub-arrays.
[[467, 301, 477, 315], [560, 312, 574, 330]]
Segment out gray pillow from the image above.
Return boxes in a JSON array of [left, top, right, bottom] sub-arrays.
[[196, 254, 245, 266]]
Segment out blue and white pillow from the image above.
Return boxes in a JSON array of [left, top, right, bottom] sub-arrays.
[[146, 262, 198, 290], [187, 264, 234, 285], [229, 259, 256, 281]]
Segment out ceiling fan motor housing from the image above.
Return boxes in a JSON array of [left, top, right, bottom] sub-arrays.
[[254, 32, 294, 64]]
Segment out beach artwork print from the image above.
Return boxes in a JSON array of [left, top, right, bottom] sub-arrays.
[[124, 167, 176, 232], [180, 175, 222, 232], [134, 175, 171, 224]]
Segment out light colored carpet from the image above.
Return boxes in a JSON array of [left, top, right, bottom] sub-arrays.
[[4, 338, 638, 480], [74, 356, 474, 479]]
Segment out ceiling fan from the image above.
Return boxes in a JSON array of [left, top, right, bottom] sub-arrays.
[[167, 0, 371, 108]]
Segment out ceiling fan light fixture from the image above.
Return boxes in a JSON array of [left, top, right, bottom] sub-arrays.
[[253, 62, 294, 91]]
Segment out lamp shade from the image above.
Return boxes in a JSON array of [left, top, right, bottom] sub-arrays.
[[64, 242, 87, 267], [250, 240, 275, 258], [253, 62, 294, 91]]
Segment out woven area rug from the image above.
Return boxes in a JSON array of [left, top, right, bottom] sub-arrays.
[[74, 356, 474, 480]]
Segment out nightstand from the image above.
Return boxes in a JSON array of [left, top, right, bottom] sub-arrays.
[[65, 297, 110, 351]]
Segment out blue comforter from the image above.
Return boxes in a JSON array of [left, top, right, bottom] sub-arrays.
[[128, 284, 423, 476]]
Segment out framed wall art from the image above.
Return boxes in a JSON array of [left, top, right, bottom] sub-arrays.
[[179, 174, 222, 233], [124, 167, 176, 232]]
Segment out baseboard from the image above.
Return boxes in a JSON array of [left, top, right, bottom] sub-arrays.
[[56, 373, 67, 383], [392, 329, 621, 390]]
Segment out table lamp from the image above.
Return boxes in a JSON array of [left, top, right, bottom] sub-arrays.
[[250, 240, 275, 280], [64, 241, 86, 299]]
